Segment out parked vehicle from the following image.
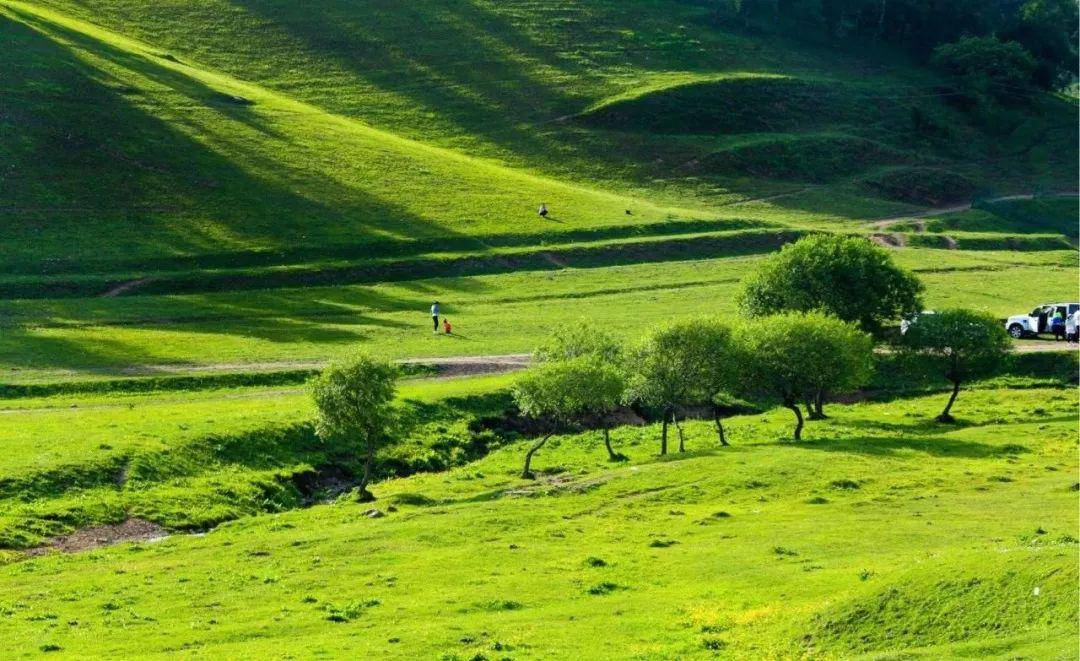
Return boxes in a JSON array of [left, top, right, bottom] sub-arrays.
[[1005, 302, 1080, 339]]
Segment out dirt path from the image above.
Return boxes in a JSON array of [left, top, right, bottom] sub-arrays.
[[869, 192, 1079, 230]]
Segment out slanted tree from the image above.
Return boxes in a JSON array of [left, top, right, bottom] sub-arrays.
[[310, 353, 398, 502], [626, 320, 728, 454], [513, 357, 626, 478], [738, 234, 923, 336], [900, 308, 1010, 422], [735, 312, 874, 440]]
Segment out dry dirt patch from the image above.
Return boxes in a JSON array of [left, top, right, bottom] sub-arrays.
[[26, 518, 168, 556]]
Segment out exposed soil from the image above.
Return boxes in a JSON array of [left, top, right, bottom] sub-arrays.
[[26, 518, 168, 556]]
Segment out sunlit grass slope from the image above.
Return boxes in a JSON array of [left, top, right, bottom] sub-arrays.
[[0, 386, 1075, 657], [4, 0, 1076, 272], [0, 248, 1075, 382]]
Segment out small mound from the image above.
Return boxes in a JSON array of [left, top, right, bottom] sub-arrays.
[[862, 167, 976, 205], [798, 550, 1077, 657], [576, 76, 890, 135], [697, 135, 901, 183]]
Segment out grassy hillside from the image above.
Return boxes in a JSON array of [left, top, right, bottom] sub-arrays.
[[3, 0, 1076, 273], [0, 384, 1075, 657]]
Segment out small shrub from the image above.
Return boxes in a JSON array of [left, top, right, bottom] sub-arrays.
[[773, 546, 798, 557], [806, 496, 829, 504], [479, 600, 523, 612], [701, 637, 727, 650], [649, 539, 678, 548], [829, 479, 860, 490], [586, 582, 621, 595], [585, 556, 608, 567]]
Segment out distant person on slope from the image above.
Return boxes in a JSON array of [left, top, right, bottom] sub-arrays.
[[431, 301, 440, 333], [538, 203, 548, 219], [1066, 310, 1079, 343]]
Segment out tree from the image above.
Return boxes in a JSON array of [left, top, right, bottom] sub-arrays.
[[625, 321, 719, 455], [738, 234, 923, 336], [803, 320, 874, 420], [931, 36, 1037, 103], [671, 319, 740, 446], [735, 312, 873, 440], [532, 320, 622, 364], [1002, 0, 1079, 89], [900, 308, 1010, 422], [512, 357, 627, 478], [310, 353, 398, 501]]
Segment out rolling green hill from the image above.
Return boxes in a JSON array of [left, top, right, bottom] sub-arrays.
[[3, 0, 1076, 273], [1, 2, 1077, 657]]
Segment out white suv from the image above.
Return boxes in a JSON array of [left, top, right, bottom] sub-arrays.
[[1005, 302, 1080, 338]]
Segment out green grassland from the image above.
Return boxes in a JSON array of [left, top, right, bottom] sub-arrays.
[[1, 247, 1075, 383], [1, 0, 1077, 656], [0, 384, 1075, 657]]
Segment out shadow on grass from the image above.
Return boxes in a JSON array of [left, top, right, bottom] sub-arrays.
[[793, 433, 1020, 459]]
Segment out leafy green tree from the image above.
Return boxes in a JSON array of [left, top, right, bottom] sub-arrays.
[[513, 357, 627, 478], [1002, 0, 1079, 89], [672, 319, 740, 446], [932, 36, 1037, 103], [738, 234, 923, 336], [532, 320, 622, 364], [900, 308, 1010, 422], [735, 312, 873, 440], [803, 320, 874, 420], [625, 321, 712, 454], [311, 353, 398, 501]]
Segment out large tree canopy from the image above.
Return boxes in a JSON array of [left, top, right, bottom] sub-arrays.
[[738, 234, 923, 336]]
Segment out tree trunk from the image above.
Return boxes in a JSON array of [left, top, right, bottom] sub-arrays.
[[712, 406, 729, 446], [660, 408, 670, 456], [936, 380, 961, 423], [355, 438, 376, 501], [674, 411, 686, 453], [814, 389, 828, 419], [602, 425, 620, 461], [784, 401, 804, 441], [522, 433, 552, 479], [803, 398, 816, 420]]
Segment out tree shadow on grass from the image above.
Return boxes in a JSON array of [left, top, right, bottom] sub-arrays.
[[793, 433, 1020, 459]]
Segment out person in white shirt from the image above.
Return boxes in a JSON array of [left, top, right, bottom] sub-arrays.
[[1067, 310, 1080, 343], [430, 301, 440, 333]]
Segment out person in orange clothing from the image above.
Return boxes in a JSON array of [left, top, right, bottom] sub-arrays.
[[442, 318, 452, 335]]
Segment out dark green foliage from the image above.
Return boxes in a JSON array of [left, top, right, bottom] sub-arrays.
[[738, 234, 923, 336], [900, 308, 1011, 422], [932, 37, 1037, 104], [1000, 0, 1080, 89]]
